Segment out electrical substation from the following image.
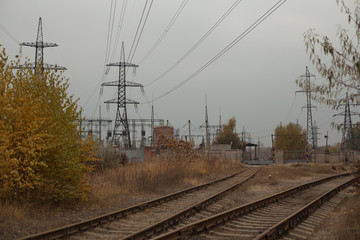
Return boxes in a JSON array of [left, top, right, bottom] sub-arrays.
[[10, 13, 360, 164]]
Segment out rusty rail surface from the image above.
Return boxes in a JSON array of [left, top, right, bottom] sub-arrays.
[[18, 168, 250, 240], [152, 172, 355, 240]]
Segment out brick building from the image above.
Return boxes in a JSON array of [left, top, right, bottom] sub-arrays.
[[153, 125, 174, 146]]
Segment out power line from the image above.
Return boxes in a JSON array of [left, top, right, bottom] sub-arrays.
[[109, 0, 128, 64], [105, 0, 116, 67], [0, 23, 20, 44], [108, 0, 118, 64], [285, 92, 297, 123], [138, 0, 189, 64], [129, 0, 153, 63], [142, 0, 288, 103], [144, 0, 244, 87], [84, 0, 124, 109], [127, 0, 154, 63]]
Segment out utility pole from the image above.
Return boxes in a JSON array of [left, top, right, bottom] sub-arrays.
[[333, 92, 360, 151], [205, 103, 210, 148], [296, 66, 316, 151], [188, 120, 191, 143], [79, 107, 83, 138], [151, 104, 155, 146], [132, 120, 136, 148], [128, 118, 164, 148], [141, 123, 146, 148], [313, 121, 320, 149], [324, 131, 329, 152], [79, 118, 112, 140], [15, 17, 66, 72], [241, 126, 246, 143], [101, 42, 143, 149], [99, 105, 102, 143]]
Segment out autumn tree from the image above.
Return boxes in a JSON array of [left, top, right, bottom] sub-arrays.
[[214, 117, 245, 150], [156, 136, 199, 162], [298, 0, 360, 107], [0, 47, 97, 202], [274, 123, 306, 151]]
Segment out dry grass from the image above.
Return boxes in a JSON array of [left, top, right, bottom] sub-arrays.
[[334, 191, 360, 239], [264, 163, 349, 180], [242, 163, 351, 190], [0, 202, 30, 225], [0, 158, 242, 239], [88, 158, 243, 205], [0, 202, 31, 238], [0, 161, 353, 239]]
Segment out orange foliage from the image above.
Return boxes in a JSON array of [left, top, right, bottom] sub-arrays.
[[156, 136, 199, 163]]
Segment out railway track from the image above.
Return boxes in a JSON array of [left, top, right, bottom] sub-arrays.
[[153, 173, 358, 240], [20, 167, 259, 240], [278, 190, 351, 240]]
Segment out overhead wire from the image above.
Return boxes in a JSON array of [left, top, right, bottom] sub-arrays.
[[285, 93, 297, 123], [0, 23, 20, 44], [144, 0, 244, 87], [84, 0, 129, 110], [138, 0, 189, 64], [127, 0, 151, 63], [142, 0, 288, 103], [104, 0, 115, 69], [109, 0, 128, 64], [128, 0, 154, 63], [107, 0, 118, 65], [84, 0, 117, 113]]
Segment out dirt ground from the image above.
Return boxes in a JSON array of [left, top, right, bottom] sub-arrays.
[[1, 163, 358, 240]]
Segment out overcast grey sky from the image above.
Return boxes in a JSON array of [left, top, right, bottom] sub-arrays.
[[1, 0, 357, 147]]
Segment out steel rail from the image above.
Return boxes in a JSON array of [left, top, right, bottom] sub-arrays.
[[152, 172, 353, 240], [18, 168, 249, 240], [255, 175, 359, 240], [123, 168, 260, 240]]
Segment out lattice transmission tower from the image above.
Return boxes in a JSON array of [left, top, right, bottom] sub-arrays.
[[14, 17, 66, 72], [334, 92, 360, 150], [102, 42, 143, 149], [297, 66, 316, 150]]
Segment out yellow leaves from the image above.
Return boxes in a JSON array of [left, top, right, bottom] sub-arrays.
[[274, 122, 306, 151], [0, 47, 97, 203]]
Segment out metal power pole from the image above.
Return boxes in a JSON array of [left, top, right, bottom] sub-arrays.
[[79, 107, 83, 138], [128, 118, 163, 148], [325, 131, 329, 152], [297, 66, 316, 151], [15, 17, 66, 72], [132, 120, 136, 148], [102, 42, 143, 149], [334, 92, 360, 150], [151, 104, 154, 146], [188, 120, 191, 143], [205, 105, 210, 148], [99, 105, 102, 143]]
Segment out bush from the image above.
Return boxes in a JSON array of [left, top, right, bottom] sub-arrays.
[[0, 47, 97, 202]]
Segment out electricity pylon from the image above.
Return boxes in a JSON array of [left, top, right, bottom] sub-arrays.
[[102, 42, 143, 149], [297, 66, 316, 151], [333, 92, 360, 150], [15, 17, 66, 72]]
